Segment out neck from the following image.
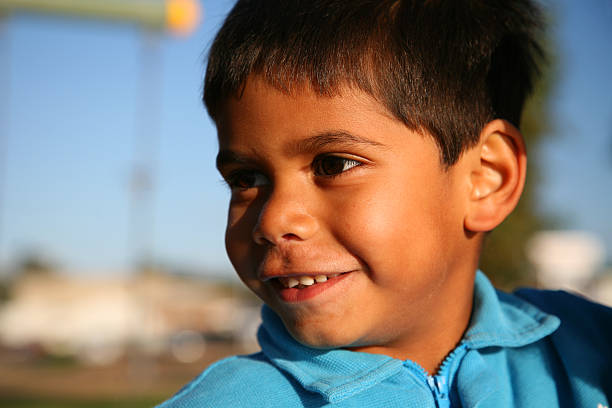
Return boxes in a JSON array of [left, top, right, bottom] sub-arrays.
[[348, 269, 476, 375]]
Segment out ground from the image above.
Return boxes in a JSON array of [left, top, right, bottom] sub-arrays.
[[0, 343, 249, 408]]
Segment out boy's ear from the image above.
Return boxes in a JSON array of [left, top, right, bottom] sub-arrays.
[[464, 119, 527, 233]]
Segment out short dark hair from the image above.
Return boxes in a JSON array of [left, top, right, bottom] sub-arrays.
[[203, 0, 544, 166]]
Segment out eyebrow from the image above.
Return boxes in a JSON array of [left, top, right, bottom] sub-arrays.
[[290, 131, 386, 155], [216, 130, 386, 171]]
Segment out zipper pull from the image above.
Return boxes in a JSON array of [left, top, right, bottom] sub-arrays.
[[427, 375, 450, 408]]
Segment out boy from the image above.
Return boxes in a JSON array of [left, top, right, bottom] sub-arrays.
[[160, 0, 612, 406]]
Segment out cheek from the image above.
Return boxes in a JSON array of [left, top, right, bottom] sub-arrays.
[[225, 204, 257, 270], [332, 189, 413, 263], [333, 180, 451, 277], [225, 220, 267, 298]]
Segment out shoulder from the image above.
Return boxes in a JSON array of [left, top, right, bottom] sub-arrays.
[[514, 288, 612, 377], [514, 288, 612, 345], [512, 289, 612, 399], [156, 352, 304, 407]]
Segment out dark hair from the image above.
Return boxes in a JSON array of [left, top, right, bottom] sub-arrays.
[[203, 0, 544, 166]]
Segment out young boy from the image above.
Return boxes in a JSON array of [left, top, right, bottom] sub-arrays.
[[160, 0, 612, 406]]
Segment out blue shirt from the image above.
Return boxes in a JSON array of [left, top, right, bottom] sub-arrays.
[[158, 271, 612, 407]]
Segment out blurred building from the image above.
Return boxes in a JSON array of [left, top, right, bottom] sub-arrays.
[[527, 230, 611, 306], [0, 272, 261, 365]]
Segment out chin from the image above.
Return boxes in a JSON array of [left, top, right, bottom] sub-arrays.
[[293, 333, 349, 350], [285, 320, 357, 350]]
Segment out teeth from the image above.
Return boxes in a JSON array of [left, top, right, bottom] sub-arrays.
[[299, 276, 315, 286], [279, 273, 342, 288]]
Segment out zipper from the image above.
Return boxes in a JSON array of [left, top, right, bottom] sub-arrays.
[[403, 343, 468, 408], [427, 375, 450, 408]]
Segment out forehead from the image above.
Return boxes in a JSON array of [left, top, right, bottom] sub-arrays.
[[215, 75, 407, 149]]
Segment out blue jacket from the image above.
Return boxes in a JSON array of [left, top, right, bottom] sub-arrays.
[[158, 271, 612, 407]]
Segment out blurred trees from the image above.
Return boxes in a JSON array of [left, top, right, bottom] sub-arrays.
[[17, 252, 57, 276], [0, 252, 56, 303], [479, 37, 557, 290]]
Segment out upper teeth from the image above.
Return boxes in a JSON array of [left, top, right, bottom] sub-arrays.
[[281, 274, 340, 288]]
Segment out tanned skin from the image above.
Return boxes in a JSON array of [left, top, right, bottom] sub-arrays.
[[215, 76, 526, 375]]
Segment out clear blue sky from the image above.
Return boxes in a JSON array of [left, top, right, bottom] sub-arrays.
[[0, 0, 610, 278]]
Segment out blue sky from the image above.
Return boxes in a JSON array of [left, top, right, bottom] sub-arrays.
[[0, 0, 610, 278]]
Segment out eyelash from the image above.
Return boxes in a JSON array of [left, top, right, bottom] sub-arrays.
[[224, 170, 268, 191], [224, 155, 364, 191], [312, 155, 362, 177]]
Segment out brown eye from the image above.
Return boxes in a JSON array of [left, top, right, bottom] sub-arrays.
[[226, 170, 268, 191], [313, 155, 361, 176]]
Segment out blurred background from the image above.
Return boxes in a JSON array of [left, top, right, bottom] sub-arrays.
[[0, 0, 610, 406]]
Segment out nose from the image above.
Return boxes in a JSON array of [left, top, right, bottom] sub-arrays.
[[252, 182, 319, 245]]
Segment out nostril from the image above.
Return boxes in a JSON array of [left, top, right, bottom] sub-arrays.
[[281, 233, 301, 241], [253, 233, 274, 246]]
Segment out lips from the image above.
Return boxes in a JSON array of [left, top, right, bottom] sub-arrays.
[[256, 250, 361, 302], [266, 271, 352, 302]]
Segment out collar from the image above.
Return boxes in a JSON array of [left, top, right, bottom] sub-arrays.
[[256, 270, 560, 403], [462, 271, 560, 349], [257, 305, 402, 403]]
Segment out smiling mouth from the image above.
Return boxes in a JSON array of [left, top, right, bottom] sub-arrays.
[[275, 272, 348, 289]]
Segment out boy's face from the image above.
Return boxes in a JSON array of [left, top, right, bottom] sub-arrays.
[[216, 76, 476, 355]]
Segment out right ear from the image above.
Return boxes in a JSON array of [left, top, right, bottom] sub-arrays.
[[464, 119, 527, 232]]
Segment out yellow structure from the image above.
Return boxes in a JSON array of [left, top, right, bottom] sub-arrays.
[[0, 0, 201, 36]]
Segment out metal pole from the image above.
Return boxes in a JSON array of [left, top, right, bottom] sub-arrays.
[[128, 30, 162, 274], [0, 15, 10, 274]]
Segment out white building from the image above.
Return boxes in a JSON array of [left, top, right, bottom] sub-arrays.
[[0, 272, 261, 364]]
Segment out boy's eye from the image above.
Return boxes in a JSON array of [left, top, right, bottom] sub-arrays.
[[312, 155, 362, 177], [226, 170, 269, 191]]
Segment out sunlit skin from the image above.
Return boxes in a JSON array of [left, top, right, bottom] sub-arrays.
[[214, 75, 514, 374]]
